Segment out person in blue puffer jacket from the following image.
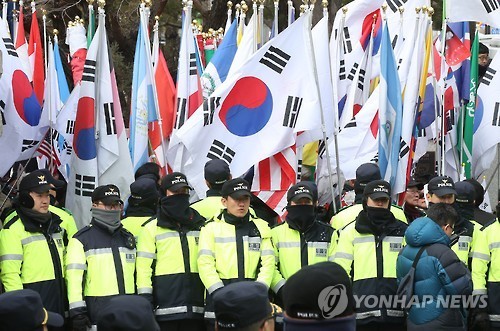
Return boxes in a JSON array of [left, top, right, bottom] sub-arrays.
[[397, 203, 473, 331]]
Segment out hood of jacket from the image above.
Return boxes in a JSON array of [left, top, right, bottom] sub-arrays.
[[404, 216, 450, 247]]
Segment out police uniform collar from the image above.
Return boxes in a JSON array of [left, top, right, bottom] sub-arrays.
[[17, 208, 62, 233]]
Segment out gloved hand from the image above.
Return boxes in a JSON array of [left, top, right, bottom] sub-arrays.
[[469, 311, 490, 331], [71, 314, 91, 331]]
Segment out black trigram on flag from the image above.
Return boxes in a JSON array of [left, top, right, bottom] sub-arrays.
[[2, 38, 17, 57], [283, 96, 303, 128], [82, 60, 96, 83], [103, 103, 116, 135], [339, 60, 347, 80], [492, 102, 500, 126], [175, 98, 187, 129], [203, 97, 221, 126], [399, 138, 410, 158], [66, 120, 75, 135], [259, 46, 291, 74], [370, 152, 379, 163], [75, 174, 96, 197], [0, 100, 5, 126], [397, 58, 403, 70], [481, 0, 500, 13], [22, 140, 39, 152], [387, 0, 408, 12], [189, 53, 197, 75], [480, 67, 496, 86], [357, 69, 366, 90], [343, 27, 353, 53], [418, 127, 426, 138], [318, 139, 327, 158], [344, 118, 357, 129], [63, 141, 73, 156], [392, 35, 399, 49], [347, 63, 359, 81], [207, 140, 235, 164], [297, 159, 302, 181]]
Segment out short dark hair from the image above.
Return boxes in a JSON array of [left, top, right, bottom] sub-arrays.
[[479, 42, 489, 55], [426, 203, 458, 227], [134, 162, 161, 181]]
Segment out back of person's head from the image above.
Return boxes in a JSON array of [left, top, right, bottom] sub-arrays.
[[354, 163, 381, 194], [127, 177, 159, 210], [282, 262, 356, 331], [426, 203, 459, 227], [464, 178, 484, 207], [204, 159, 231, 191], [213, 281, 275, 331], [479, 42, 490, 55], [455, 181, 476, 206], [0, 289, 64, 331], [97, 295, 160, 331], [134, 162, 161, 182]]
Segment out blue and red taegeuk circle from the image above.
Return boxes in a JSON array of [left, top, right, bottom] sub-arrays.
[[12, 70, 42, 126], [73, 96, 97, 160], [219, 76, 273, 137]]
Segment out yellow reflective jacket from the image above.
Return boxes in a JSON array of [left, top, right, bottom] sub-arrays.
[[65, 223, 136, 322], [0, 209, 66, 316], [270, 220, 335, 293]]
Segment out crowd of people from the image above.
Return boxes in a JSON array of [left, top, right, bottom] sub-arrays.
[[0, 160, 499, 331]]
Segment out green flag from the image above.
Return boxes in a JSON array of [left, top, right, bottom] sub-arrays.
[[460, 29, 479, 179]]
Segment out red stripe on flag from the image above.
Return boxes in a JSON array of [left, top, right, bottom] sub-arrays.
[[258, 159, 271, 191]]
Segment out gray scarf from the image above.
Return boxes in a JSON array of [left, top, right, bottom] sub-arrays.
[[91, 208, 122, 233]]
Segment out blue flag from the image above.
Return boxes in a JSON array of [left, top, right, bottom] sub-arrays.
[[378, 21, 403, 188], [201, 19, 238, 97]]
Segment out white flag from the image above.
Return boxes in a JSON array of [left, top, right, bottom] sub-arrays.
[[447, 0, 500, 28], [171, 12, 321, 197], [472, 51, 500, 178]]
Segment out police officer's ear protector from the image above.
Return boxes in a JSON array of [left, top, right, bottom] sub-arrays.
[[18, 191, 34, 209]]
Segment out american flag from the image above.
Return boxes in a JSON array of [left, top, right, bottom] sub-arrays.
[[37, 129, 62, 175], [251, 146, 298, 218]]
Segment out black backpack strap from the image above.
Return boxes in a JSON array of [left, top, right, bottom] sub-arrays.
[[412, 245, 428, 269]]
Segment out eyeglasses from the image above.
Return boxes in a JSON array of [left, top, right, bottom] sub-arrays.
[[95, 202, 123, 210]]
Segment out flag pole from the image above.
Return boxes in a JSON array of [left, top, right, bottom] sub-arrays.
[[12, 0, 19, 45], [258, 0, 265, 47], [151, 15, 169, 167], [140, 1, 167, 167], [274, 0, 279, 35], [42, 8, 48, 77], [94, 0, 105, 142], [307, 0, 339, 214], [438, 3, 448, 176]]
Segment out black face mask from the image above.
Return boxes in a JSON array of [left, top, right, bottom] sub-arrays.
[[159, 194, 192, 225], [365, 206, 393, 228], [285, 205, 316, 232]]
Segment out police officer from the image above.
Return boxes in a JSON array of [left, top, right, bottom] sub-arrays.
[[452, 181, 482, 267], [122, 177, 160, 239], [270, 182, 335, 302], [0, 170, 67, 327], [426, 175, 457, 205], [198, 178, 276, 330], [136, 172, 206, 331], [65, 184, 136, 330], [330, 163, 407, 233], [470, 200, 500, 331], [333, 180, 407, 331], [191, 159, 231, 220]]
